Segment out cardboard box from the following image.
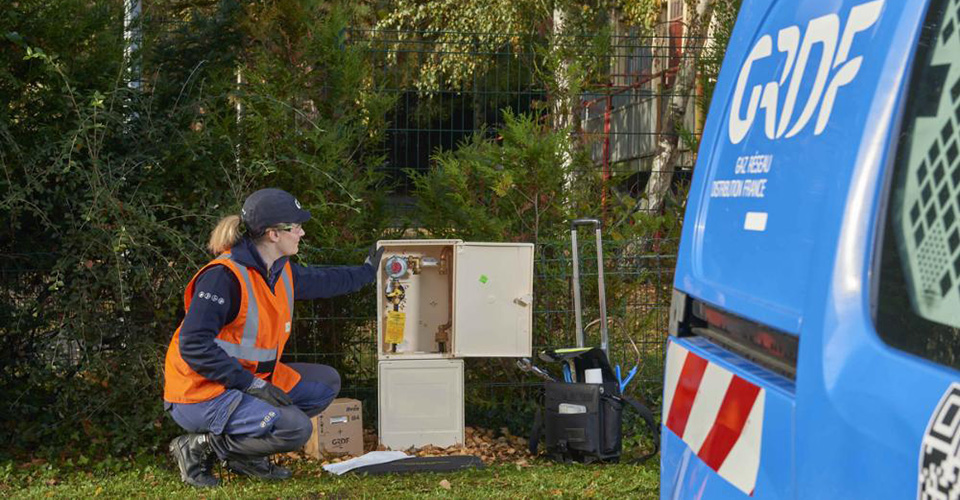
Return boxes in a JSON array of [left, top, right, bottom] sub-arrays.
[[303, 398, 363, 458]]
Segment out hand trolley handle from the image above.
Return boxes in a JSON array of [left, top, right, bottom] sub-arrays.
[[569, 218, 608, 355]]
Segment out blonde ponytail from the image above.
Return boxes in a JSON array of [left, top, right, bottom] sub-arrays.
[[207, 215, 244, 255]]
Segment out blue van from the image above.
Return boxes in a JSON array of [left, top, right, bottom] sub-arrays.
[[663, 0, 960, 498]]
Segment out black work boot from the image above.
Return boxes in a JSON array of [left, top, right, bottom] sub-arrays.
[[225, 456, 293, 481], [169, 434, 219, 487]]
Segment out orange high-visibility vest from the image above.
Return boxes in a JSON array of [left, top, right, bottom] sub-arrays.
[[163, 253, 301, 403]]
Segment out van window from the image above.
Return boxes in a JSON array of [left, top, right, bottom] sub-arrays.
[[876, 0, 960, 371]]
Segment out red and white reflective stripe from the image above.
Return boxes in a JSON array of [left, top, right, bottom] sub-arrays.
[[663, 340, 765, 496]]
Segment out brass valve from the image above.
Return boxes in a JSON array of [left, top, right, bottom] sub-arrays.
[[436, 322, 451, 344], [407, 256, 422, 275]]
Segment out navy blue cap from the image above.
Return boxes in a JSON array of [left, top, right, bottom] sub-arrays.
[[241, 188, 311, 236]]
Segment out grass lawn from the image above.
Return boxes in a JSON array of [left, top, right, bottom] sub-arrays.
[[2, 455, 659, 499]]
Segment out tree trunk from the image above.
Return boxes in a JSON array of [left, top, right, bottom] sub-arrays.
[[552, 6, 576, 192], [625, 0, 716, 223]]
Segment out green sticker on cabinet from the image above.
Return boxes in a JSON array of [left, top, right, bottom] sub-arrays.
[[479, 274, 488, 284]]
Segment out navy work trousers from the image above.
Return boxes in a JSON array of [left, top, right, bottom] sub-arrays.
[[168, 363, 340, 461]]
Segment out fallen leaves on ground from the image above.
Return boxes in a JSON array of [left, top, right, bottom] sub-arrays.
[[288, 426, 536, 467]]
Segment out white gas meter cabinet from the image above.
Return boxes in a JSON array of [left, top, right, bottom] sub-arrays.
[[375, 239, 534, 449]]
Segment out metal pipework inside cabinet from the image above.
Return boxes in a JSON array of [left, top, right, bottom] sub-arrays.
[[378, 241, 454, 358]]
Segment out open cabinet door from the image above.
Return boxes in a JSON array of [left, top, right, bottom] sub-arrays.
[[453, 243, 534, 357]]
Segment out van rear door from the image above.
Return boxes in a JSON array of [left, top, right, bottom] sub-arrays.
[[662, 0, 959, 498]]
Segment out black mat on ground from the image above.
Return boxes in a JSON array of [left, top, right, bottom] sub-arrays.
[[348, 455, 485, 475]]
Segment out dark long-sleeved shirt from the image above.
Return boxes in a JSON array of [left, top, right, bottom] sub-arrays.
[[175, 238, 375, 392]]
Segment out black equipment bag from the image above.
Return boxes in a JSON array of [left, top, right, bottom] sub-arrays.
[[528, 348, 659, 464]]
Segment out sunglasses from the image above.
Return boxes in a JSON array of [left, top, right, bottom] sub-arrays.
[[272, 223, 302, 232]]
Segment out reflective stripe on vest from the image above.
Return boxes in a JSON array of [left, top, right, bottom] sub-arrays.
[[209, 254, 293, 363], [280, 266, 293, 315]]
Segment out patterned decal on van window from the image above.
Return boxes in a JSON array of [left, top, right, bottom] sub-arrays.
[[662, 341, 765, 496], [918, 382, 960, 500], [899, 0, 960, 327]]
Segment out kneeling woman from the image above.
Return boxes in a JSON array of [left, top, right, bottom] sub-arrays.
[[163, 188, 383, 487]]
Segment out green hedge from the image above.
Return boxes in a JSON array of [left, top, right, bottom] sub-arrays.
[[0, 0, 393, 458]]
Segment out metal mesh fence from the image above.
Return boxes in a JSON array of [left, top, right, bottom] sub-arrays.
[[352, 28, 545, 196], [351, 27, 702, 208]]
